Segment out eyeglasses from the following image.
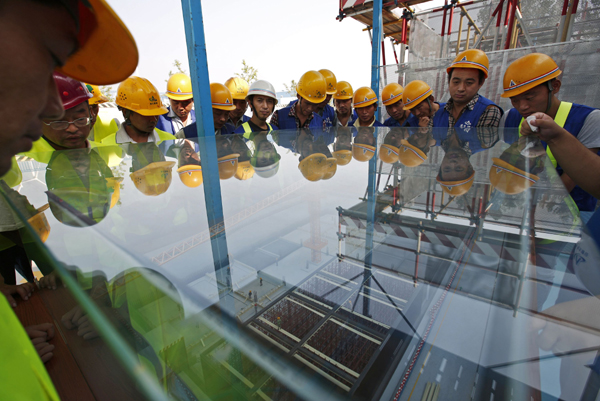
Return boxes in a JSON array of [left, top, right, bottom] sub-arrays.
[[44, 117, 91, 131]]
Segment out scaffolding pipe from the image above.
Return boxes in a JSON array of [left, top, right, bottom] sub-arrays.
[[504, 0, 515, 49], [566, 0, 580, 40], [465, 23, 472, 49], [440, 0, 449, 58], [556, 0, 570, 42], [514, 6, 533, 46], [447, 5, 455, 56], [456, 13, 464, 54], [391, 38, 399, 64]]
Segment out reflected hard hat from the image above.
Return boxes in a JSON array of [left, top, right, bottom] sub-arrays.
[[85, 84, 109, 105], [105, 177, 123, 208], [54, 72, 92, 110], [322, 158, 338, 180], [502, 53, 561, 98], [333, 81, 353, 100], [166, 73, 193, 101], [489, 158, 539, 194], [235, 160, 255, 180], [403, 80, 433, 110], [254, 161, 280, 178], [436, 171, 475, 196], [297, 71, 327, 104], [299, 153, 327, 182], [332, 150, 352, 166], [211, 83, 236, 111], [177, 165, 203, 188], [379, 144, 399, 164], [28, 211, 50, 243], [225, 77, 249, 100], [447, 49, 489, 79], [218, 154, 240, 180], [318, 69, 337, 95], [116, 77, 168, 116], [58, 0, 138, 85], [382, 83, 404, 106], [352, 143, 376, 162], [353, 87, 378, 108], [130, 161, 175, 196], [398, 139, 427, 167], [247, 80, 278, 105]]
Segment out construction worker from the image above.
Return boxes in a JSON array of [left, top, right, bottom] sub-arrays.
[[234, 80, 279, 136], [402, 80, 442, 128], [333, 81, 355, 127], [85, 84, 119, 143], [352, 87, 384, 128], [436, 130, 475, 197], [0, 0, 137, 399], [316, 69, 337, 127], [156, 73, 196, 135], [502, 53, 600, 212], [177, 83, 236, 138], [433, 49, 503, 130], [101, 77, 175, 145], [352, 128, 377, 162], [250, 133, 281, 178], [271, 70, 326, 130], [225, 77, 251, 128], [382, 83, 411, 127]]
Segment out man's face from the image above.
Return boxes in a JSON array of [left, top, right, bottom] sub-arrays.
[[0, 1, 78, 175], [385, 100, 405, 121], [448, 68, 483, 105], [317, 94, 332, 111], [334, 98, 352, 116], [411, 98, 433, 119], [356, 104, 376, 123], [297, 97, 318, 119], [129, 111, 159, 134], [230, 99, 247, 120], [383, 130, 406, 148], [509, 83, 554, 118], [251, 96, 275, 121], [440, 149, 472, 181], [213, 108, 230, 130], [257, 141, 276, 167], [43, 102, 91, 149], [169, 98, 194, 121]]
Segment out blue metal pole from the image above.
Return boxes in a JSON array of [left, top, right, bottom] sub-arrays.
[[371, 0, 383, 122], [181, 0, 231, 291]]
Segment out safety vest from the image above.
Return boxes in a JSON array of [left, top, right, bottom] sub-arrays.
[[99, 128, 175, 146], [90, 114, 119, 143], [274, 104, 325, 130], [22, 137, 99, 164], [156, 109, 196, 136], [239, 122, 275, 139], [504, 102, 598, 211], [0, 296, 60, 400], [180, 122, 235, 138], [432, 95, 499, 129]]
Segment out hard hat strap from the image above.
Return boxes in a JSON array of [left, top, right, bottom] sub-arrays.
[[545, 81, 553, 115]]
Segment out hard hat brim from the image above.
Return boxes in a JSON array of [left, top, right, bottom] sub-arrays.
[[501, 69, 562, 98], [58, 0, 139, 86], [166, 93, 194, 101], [134, 106, 169, 116]]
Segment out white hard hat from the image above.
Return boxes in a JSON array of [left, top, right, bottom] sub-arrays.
[[247, 80, 278, 105]]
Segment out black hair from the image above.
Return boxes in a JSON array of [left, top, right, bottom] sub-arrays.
[[447, 68, 486, 84]]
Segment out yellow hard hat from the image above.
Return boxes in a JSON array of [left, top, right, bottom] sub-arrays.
[[105, 177, 123, 208], [166, 73, 193, 101], [436, 171, 475, 196], [403, 80, 433, 110], [322, 158, 338, 180], [333, 81, 353, 100], [447, 49, 489, 79], [381, 83, 404, 106], [129, 161, 175, 196], [379, 144, 399, 164], [299, 153, 328, 182], [489, 158, 539, 194], [502, 53, 561, 98], [58, 0, 138, 86], [85, 84, 109, 105], [224, 77, 249, 100], [297, 71, 327, 104], [332, 150, 352, 166], [211, 83, 236, 111], [353, 87, 378, 108], [352, 143, 376, 162], [398, 140, 427, 167], [177, 165, 203, 188], [27, 211, 50, 243], [218, 154, 240, 180], [116, 77, 168, 116], [318, 69, 337, 95], [235, 160, 255, 180]]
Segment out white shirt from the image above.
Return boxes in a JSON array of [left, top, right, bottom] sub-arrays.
[[167, 108, 192, 133], [115, 124, 160, 144]]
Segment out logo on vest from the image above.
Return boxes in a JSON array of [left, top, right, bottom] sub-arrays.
[[459, 120, 472, 133]]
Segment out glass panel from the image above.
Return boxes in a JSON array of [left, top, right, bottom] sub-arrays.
[[3, 126, 600, 401]]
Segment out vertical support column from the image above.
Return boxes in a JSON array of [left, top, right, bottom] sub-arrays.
[[447, 5, 455, 56], [456, 13, 464, 54], [503, 0, 515, 49], [493, 0, 504, 50], [371, 0, 383, 122], [181, 0, 232, 297], [440, 0, 448, 58], [557, 0, 570, 41]]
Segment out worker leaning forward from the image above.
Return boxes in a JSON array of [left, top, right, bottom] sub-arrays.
[[352, 87, 384, 128], [234, 80, 279, 136], [382, 83, 411, 127], [402, 80, 443, 128], [501, 53, 600, 213], [85, 83, 119, 143], [316, 69, 337, 127], [177, 83, 236, 139], [225, 77, 251, 129], [333, 81, 355, 127], [156, 73, 196, 135]]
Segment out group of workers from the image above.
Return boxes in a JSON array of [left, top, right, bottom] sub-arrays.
[[1, 0, 600, 400]]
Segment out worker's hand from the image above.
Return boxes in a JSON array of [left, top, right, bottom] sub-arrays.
[[26, 323, 55, 363], [0, 275, 35, 307], [520, 112, 570, 145], [62, 305, 99, 340], [38, 271, 63, 290], [61, 305, 85, 330], [418, 116, 430, 128]]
